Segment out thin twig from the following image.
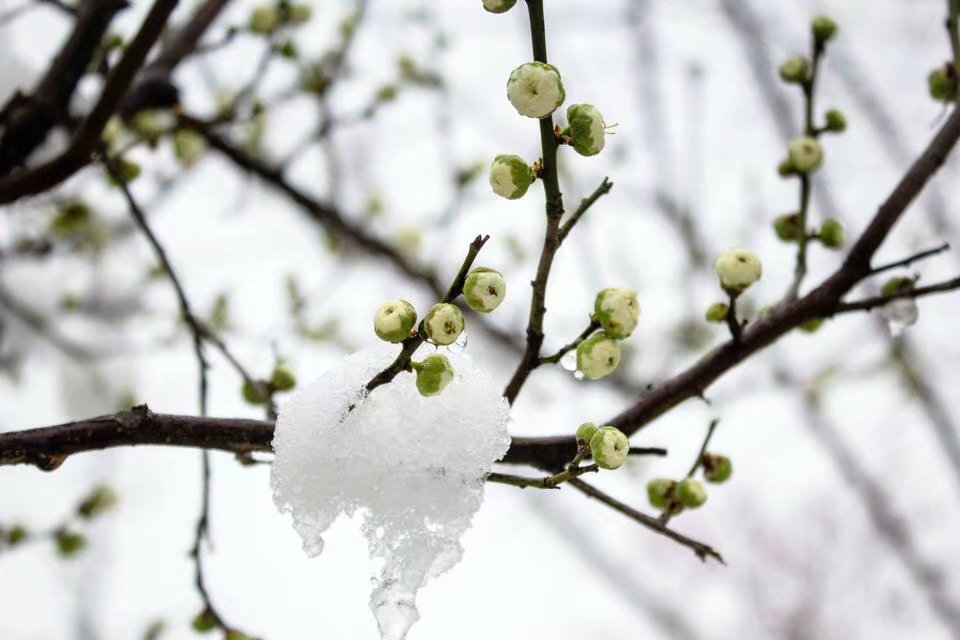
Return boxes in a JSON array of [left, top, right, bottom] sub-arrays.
[[834, 276, 960, 314], [868, 242, 951, 276], [539, 320, 599, 365], [486, 464, 599, 490], [557, 177, 613, 243]]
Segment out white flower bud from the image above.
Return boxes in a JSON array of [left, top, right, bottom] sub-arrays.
[[482, 0, 516, 13], [463, 268, 506, 313], [589, 426, 629, 470], [423, 303, 465, 346], [507, 62, 565, 119], [714, 248, 762, 296], [787, 136, 824, 174], [374, 299, 417, 343], [566, 103, 606, 156], [594, 287, 639, 339], [489, 154, 535, 200], [576, 332, 621, 380], [412, 354, 455, 397]]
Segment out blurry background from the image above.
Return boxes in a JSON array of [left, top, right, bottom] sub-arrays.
[[1, 0, 960, 638]]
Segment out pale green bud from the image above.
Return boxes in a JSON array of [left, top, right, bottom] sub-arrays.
[[589, 426, 629, 470], [566, 103, 607, 156], [286, 3, 311, 24], [825, 109, 847, 132], [881, 276, 914, 298], [799, 317, 824, 333], [241, 380, 267, 405], [575, 422, 598, 445], [811, 15, 838, 43], [463, 267, 506, 313], [779, 55, 809, 84], [173, 130, 206, 167], [646, 478, 674, 510], [489, 154, 535, 200], [374, 299, 417, 343], [423, 303, 465, 346], [594, 287, 640, 339], [787, 136, 824, 174], [482, 0, 517, 13], [703, 454, 733, 483], [705, 302, 729, 323], [818, 218, 845, 248], [928, 65, 959, 102], [270, 361, 297, 391], [412, 354, 455, 397], [77, 485, 117, 519], [714, 248, 762, 295], [773, 212, 803, 242], [676, 478, 707, 508], [507, 61, 565, 118], [576, 332, 621, 380], [249, 5, 279, 34]]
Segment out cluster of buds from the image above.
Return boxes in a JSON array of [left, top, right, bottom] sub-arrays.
[[573, 287, 640, 380], [248, 1, 312, 35], [241, 360, 297, 405], [576, 422, 630, 470], [646, 452, 732, 514]]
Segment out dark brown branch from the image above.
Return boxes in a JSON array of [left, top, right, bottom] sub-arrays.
[[0, 0, 179, 203]]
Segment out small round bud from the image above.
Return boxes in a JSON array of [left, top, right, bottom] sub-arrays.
[[714, 248, 763, 296], [589, 426, 629, 470], [787, 136, 824, 174], [286, 3, 311, 24], [482, 0, 517, 13], [6, 525, 28, 546], [374, 299, 418, 343], [702, 454, 733, 483], [646, 478, 675, 510], [824, 109, 847, 132], [594, 287, 640, 339], [881, 276, 914, 297], [811, 15, 838, 43], [192, 610, 217, 633], [506, 61, 565, 119], [928, 65, 959, 102], [773, 212, 804, 242], [818, 218, 845, 248], [423, 303, 465, 346], [270, 361, 297, 391], [489, 154, 536, 200], [173, 130, 206, 167], [779, 55, 810, 84], [576, 422, 598, 445], [412, 354, 455, 397], [566, 103, 607, 156], [463, 267, 506, 313], [576, 332, 622, 380], [777, 159, 796, 177], [242, 380, 267, 405], [676, 478, 707, 508], [799, 317, 824, 333], [249, 5, 279, 34], [77, 485, 117, 519], [705, 302, 729, 324], [55, 529, 87, 558]]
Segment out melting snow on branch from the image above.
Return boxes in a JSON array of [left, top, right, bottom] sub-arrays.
[[271, 344, 511, 640]]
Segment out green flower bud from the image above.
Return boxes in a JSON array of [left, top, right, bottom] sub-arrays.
[[192, 609, 218, 633], [646, 478, 674, 510], [489, 154, 536, 200], [6, 525, 28, 546], [111, 158, 141, 185], [423, 303, 465, 346], [825, 109, 847, 132], [51, 200, 93, 236], [249, 5, 279, 34], [270, 361, 297, 391], [77, 485, 117, 519], [811, 15, 838, 43], [463, 267, 506, 313], [773, 212, 804, 242], [777, 158, 796, 177], [241, 379, 268, 405], [705, 302, 729, 324], [377, 84, 398, 102], [779, 55, 810, 84], [482, 0, 517, 13], [702, 454, 733, 483], [594, 287, 640, 339], [928, 65, 959, 102], [507, 61, 565, 119], [575, 422, 598, 445], [173, 129, 206, 167], [566, 103, 607, 156], [55, 529, 87, 558], [818, 218, 845, 248], [589, 426, 629, 470], [225, 631, 251, 640], [286, 3, 311, 24], [576, 332, 621, 380], [714, 248, 762, 296], [799, 317, 824, 333], [374, 299, 418, 343], [881, 276, 914, 297], [787, 136, 824, 174], [412, 354, 455, 397], [676, 478, 707, 508]]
